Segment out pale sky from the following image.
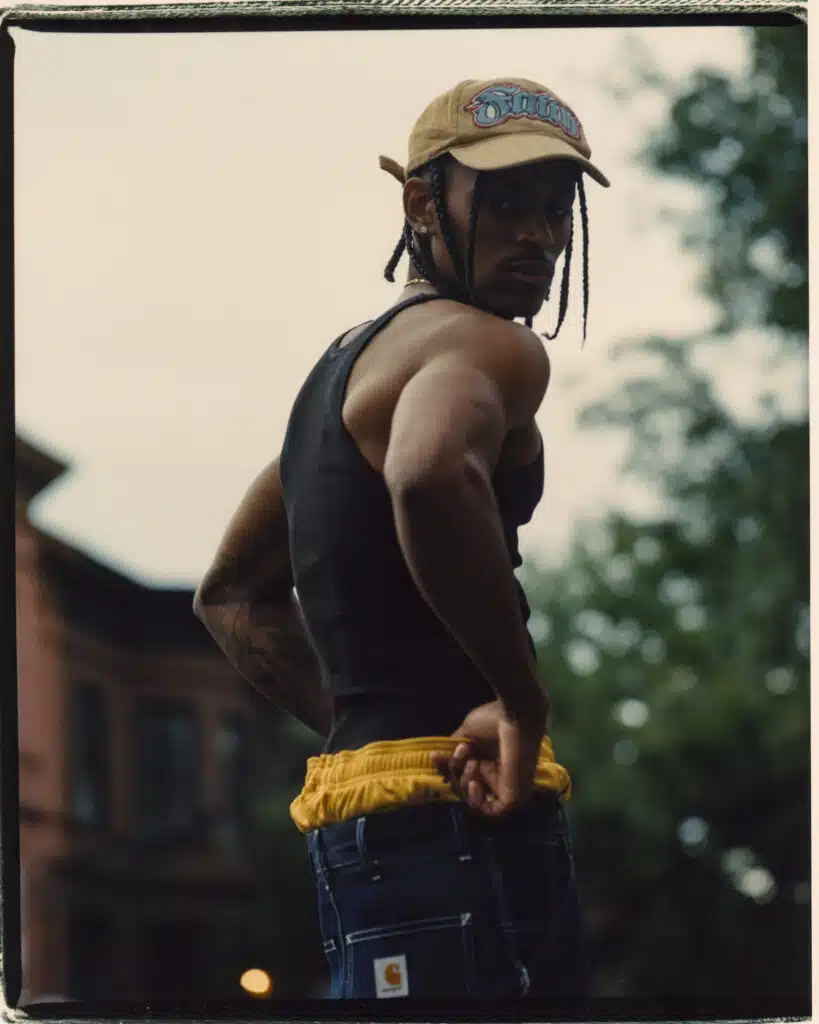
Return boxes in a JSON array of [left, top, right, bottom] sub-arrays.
[[10, 19, 806, 588]]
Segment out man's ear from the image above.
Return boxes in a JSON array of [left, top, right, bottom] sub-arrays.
[[403, 176, 437, 237]]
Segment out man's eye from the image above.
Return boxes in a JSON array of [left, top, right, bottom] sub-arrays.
[[548, 197, 574, 219], [487, 194, 515, 213]]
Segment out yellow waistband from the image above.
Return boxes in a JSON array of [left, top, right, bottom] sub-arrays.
[[289, 734, 571, 833]]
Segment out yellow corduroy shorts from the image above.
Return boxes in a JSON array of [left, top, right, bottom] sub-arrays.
[[290, 734, 571, 833]]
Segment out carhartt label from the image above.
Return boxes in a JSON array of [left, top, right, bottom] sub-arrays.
[[374, 954, 408, 998]]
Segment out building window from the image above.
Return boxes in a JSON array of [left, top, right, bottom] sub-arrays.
[[215, 715, 250, 850], [134, 700, 199, 843], [70, 683, 110, 828]]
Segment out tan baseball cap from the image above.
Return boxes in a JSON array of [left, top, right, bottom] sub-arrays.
[[380, 77, 610, 188]]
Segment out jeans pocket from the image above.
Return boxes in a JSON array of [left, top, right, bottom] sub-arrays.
[[345, 912, 475, 999]]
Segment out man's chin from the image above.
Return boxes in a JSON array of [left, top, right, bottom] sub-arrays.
[[508, 297, 548, 323], [500, 286, 550, 323], [473, 287, 547, 323], [523, 297, 547, 322]]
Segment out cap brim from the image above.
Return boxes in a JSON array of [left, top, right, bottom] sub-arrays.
[[449, 132, 610, 188]]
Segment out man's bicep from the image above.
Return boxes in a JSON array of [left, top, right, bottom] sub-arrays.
[[383, 355, 507, 490], [383, 321, 549, 490]]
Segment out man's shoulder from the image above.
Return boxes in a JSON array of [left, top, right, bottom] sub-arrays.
[[429, 305, 550, 383]]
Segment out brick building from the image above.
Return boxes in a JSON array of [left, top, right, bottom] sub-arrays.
[[15, 435, 316, 1004]]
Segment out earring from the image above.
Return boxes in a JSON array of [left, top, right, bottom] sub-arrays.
[[418, 225, 428, 235]]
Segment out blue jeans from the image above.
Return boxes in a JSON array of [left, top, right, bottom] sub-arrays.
[[307, 793, 590, 1000]]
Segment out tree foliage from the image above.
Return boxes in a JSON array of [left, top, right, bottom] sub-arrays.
[[527, 22, 809, 1008]]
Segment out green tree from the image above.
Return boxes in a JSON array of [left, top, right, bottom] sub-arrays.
[[530, 22, 808, 1008]]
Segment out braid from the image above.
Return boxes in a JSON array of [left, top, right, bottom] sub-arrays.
[[383, 232, 406, 283], [429, 159, 466, 299], [382, 157, 591, 343], [404, 221, 437, 283], [543, 212, 573, 341], [578, 176, 590, 343], [382, 156, 460, 292], [382, 223, 439, 288], [464, 174, 483, 304]]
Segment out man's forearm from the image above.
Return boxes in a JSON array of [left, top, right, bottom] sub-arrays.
[[197, 590, 332, 738], [389, 458, 548, 720]]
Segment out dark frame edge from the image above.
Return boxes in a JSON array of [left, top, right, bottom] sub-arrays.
[[0, 0, 809, 30], [0, 4, 808, 1019], [0, 16, 21, 1015]]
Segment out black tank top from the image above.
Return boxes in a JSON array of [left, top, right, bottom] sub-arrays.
[[279, 295, 544, 752]]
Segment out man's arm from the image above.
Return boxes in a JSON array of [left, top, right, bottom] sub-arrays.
[[193, 457, 332, 738], [384, 320, 551, 814], [383, 320, 550, 721]]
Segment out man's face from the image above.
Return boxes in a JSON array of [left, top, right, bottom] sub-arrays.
[[408, 157, 578, 320]]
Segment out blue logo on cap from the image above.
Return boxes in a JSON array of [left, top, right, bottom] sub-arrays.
[[465, 84, 581, 140]]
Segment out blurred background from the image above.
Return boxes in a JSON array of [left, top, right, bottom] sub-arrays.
[[11, 17, 808, 1010]]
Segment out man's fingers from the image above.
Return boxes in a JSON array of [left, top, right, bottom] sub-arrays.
[[466, 778, 485, 809], [432, 738, 534, 820], [457, 759, 479, 802], [433, 741, 472, 775], [432, 748, 484, 804], [497, 722, 522, 808]]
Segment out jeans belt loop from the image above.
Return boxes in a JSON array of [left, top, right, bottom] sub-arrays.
[[355, 815, 382, 882], [310, 828, 331, 888]]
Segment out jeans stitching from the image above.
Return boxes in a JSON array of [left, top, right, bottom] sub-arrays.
[[484, 834, 530, 996], [312, 830, 349, 998], [461, 911, 475, 994], [346, 913, 475, 996], [523, 833, 585, 987], [346, 912, 471, 945]]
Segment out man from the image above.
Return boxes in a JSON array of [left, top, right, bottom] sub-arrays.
[[194, 77, 609, 1000]]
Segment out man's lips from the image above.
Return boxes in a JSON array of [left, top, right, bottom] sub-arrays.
[[505, 257, 555, 280]]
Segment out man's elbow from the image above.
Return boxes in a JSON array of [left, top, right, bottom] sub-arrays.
[[193, 562, 234, 622], [192, 586, 207, 623], [193, 576, 219, 623], [192, 588, 224, 644]]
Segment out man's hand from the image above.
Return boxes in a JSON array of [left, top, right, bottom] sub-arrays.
[[431, 697, 548, 817]]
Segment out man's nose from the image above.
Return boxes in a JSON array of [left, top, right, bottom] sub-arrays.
[[516, 211, 555, 248]]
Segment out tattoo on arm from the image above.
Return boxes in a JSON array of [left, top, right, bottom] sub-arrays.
[[196, 557, 332, 738], [196, 551, 288, 607]]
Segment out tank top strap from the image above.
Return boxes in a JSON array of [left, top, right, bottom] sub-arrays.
[[326, 293, 444, 427], [329, 292, 442, 364]]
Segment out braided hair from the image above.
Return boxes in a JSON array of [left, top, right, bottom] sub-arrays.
[[464, 172, 484, 305], [577, 176, 590, 343], [542, 202, 573, 340], [534, 177, 590, 342], [384, 154, 467, 301], [384, 158, 591, 342]]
